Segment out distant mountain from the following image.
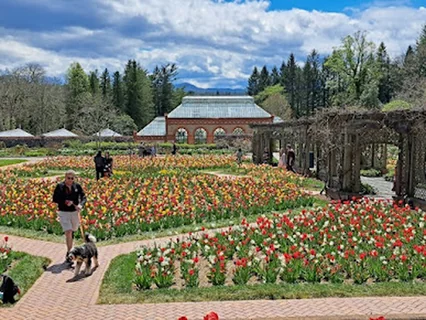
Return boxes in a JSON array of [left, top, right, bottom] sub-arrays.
[[175, 82, 246, 95]]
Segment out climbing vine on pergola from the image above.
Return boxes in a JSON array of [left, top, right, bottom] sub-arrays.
[[251, 108, 426, 201]]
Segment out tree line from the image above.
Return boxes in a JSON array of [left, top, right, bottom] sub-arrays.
[[248, 26, 426, 120], [0, 60, 185, 135]]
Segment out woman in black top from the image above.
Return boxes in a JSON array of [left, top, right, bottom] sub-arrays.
[[94, 151, 105, 180]]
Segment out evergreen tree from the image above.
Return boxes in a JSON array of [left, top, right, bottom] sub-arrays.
[[404, 45, 415, 67], [247, 67, 260, 96], [65, 62, 90, 129], [284, 54, 298, 115], [112, 71, 125, 112], [100, 68, 112, 101], [302, 58, 312, 116], [416, 24, 426, 77], [123, 60, 154, 128], [151, 63, 178, 116], [258, 66, 270, 92], [279, 61, 287, 88], [376, 42, 393, 104], [270, 66, 280, 85], [89, 70, 99, 95]]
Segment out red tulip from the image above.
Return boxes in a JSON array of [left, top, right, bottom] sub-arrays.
[[4, 236, 8, 242], [178, 317, 188, 320], [204, 312, 219, 320]]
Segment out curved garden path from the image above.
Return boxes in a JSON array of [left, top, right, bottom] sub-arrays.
[[1, 233, 426, 320]]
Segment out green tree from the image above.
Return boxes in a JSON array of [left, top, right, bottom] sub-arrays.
[[376, 42, 394, 104], [416, 24, 426, 77], [324, 31, 379, 107], [279, 61, 287, 88], [258, 66, 270, 92], [151, 63, 178, 116], [270, 66, 280, 85], [247, 67, 260, 96], [382, 100, 412, 112], [171, 87, 186, 111], [123, 60, 154, 128], [89, 70, 100, 95], [74, 93, 115, 136], [66, 62, 90, 129], [283, 54, 298, 114], [255, 85, 292, 120], [112, 71, 125, 112], [100, 68, 112, 101], [398, 25, 426, 104], [302, 58, 312, 116], [254, 84, 284, 105], [110, 113, 137, 135]]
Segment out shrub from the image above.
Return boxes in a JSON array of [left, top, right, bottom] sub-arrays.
[[360, 168, 382, 177], [361, 183, 376, 195]]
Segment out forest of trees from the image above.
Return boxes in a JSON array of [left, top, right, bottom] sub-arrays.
[[0, 60, 185, 135], [0, 25, 425, 135], [248, 25, 426, 120]]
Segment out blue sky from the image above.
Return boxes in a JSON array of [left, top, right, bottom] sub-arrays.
[[0, 0, 425, 88]]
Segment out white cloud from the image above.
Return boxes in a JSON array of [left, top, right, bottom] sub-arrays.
[[1, 0, 425, 87]]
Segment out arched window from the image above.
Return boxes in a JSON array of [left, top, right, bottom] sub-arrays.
[[214, 128, 226, 141], [175, 128, 188, 144], [194, 128, 207, 144], [233, 127, 244, 135]]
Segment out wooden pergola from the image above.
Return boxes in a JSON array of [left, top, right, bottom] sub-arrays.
[[251, 108, 426, 203]]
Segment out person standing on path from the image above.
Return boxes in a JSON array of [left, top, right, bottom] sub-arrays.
[[53, 170, 87, 264], [278, 147, 286, 168], [94, 150, 105, 180], [171, 142, 178, 155], [236, 148, 243, 166], [286, 144, 296, 173]]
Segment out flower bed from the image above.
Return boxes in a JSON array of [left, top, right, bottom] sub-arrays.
[[29, 155, 237, 172], [134, 199, 426, 290], [0, 162, 313, 240]]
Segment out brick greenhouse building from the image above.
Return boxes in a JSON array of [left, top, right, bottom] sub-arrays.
[[134, 96, 281, 144]]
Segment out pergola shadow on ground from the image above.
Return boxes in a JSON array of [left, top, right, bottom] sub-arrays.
[[251, 108, 426, 207]]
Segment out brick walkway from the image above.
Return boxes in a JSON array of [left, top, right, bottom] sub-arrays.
[[1, 234, 426, 320]]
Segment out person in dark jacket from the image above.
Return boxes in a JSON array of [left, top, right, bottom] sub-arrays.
[[52, 170, 87, 264], [171, 142, 178, 155], [94, 150, 105, 180]]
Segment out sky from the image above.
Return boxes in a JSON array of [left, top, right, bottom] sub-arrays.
[[0, 0, 425, 88]]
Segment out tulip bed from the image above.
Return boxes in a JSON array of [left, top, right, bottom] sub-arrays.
[[0, 156, 314, 240], [133, 199, 426, 292], [31, 155, 238, 173]]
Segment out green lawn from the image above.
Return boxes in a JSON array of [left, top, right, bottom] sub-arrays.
[[301, 177, 324, 191], [1, 251, 50, 307], [99, 252, 426, 304], [0, 159, 28, 167]]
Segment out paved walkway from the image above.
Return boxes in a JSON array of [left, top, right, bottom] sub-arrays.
[[1, 233, 426, 320], [361, 176, 395, 200]]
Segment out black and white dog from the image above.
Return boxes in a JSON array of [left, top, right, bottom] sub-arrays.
[[68, 233, 99, 277]]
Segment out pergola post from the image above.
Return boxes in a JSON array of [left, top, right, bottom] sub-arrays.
[[407, 134, 415, 197], [342, 127, 352, 191], [353, 133, 361, 193]]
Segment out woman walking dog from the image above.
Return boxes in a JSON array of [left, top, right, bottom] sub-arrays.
[[53, 170, 87, 265]]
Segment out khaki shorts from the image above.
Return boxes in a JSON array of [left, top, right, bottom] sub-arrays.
[[58, 211, 80, 232]]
